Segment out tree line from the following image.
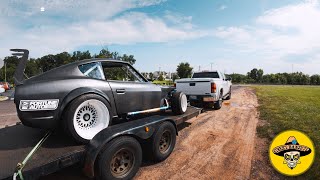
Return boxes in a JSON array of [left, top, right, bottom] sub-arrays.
[[229, 68, 320, 85], [0, 49, 136, 84], [1, 51, 319, 86]]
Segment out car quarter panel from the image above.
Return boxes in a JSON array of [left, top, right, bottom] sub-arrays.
[[14, 78, 115, 129]]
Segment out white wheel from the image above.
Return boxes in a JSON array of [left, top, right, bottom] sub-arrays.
[[172, 92, 188, 115], [180, 94, 188, 113], [73, 99, 110, 140]]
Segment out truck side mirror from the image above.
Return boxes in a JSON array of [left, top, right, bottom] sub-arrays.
[[226, 77, 232, 81]]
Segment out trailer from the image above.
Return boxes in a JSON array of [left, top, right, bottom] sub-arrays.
[[0, 107, 201, 180]]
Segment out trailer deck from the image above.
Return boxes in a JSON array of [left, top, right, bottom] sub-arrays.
[[0, 107, 201, 180]]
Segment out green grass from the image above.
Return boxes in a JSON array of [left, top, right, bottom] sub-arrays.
[[152, 80, 174, 86], [254, 85, 320, 178]]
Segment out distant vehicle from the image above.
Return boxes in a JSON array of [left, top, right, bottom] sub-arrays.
[[0, 84, 4, 93], [11, 49, 188, 144], [0, 82, 10, 90], [175, 71, 232, 109]]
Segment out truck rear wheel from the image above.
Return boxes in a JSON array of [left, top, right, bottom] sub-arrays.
[[214, 92, 223, 110], [171, 92, 188, 115], [150, 121, 176, 162], [225, 87, 231, 100], [97, 136, 142, 180]]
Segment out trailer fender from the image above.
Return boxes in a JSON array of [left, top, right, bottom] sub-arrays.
[[83, 119, 177, 178]]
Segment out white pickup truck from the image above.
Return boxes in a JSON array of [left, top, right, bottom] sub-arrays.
[[175, 71, 232, 109]]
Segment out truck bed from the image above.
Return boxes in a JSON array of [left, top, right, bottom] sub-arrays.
[[0, 107, 201, 180]]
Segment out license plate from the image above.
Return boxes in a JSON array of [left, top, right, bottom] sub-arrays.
[[203, 97, 214, 102], [189, 95, 197, 100], [19, 99, 59, 111]]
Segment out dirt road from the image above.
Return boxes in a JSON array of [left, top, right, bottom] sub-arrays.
[[135, 86, 259, 179]]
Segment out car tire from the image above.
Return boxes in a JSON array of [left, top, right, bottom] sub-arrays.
[[150, 121, 176, 162], [171, 92, 188, 115], [63, 94, 111, 144], [97, 136, 142, 180], [214, 92, 223, 110]]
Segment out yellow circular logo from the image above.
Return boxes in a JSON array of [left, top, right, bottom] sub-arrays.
[[269, 130, 315, 176]]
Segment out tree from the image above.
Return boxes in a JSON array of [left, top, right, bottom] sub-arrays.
[[121, 54, 136, 65], [247, 68, 263, 83], [158, 72, 164, 81], [257, 69, 264, 83], [311, 75, 320, 85], [71, 51, 91, 61], [172, 73, 179, 81], [148, 72, 154, 81], [176, 62, 193, 78]]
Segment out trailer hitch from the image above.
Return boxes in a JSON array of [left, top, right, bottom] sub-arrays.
[[13, 131, 51, 180]]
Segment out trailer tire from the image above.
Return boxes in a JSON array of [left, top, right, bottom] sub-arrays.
[[98, 136, 142, 180], [150, 121, 176, 162], [63, 94, 111, 144], [171, 92, 188, 115]]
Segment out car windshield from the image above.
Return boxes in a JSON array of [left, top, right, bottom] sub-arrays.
[[192, 72, 220, 78]]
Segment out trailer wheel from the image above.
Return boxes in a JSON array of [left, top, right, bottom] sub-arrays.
[[64, 94, 111, 144], [98, 136, 142, 180], [151, 121, 176, 162], [171, 92, 188, 115]]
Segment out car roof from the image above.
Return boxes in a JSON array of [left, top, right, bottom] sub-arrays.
[[70, 58, 130, 67]]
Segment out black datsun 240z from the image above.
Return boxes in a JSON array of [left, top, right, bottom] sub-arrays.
[[11, 49, 187, 143]]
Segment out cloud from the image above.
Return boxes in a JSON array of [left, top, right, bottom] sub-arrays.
[[164, 10, 194, 29], [218, 5, 227, 11], [213, 0, 320, 74], [0, 0, 206, 58]]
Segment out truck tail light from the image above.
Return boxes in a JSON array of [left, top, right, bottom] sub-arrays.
[[174, 83, 176, 88], [211, 83, 216, 93]]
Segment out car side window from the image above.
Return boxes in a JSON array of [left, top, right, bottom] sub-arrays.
[[78, 62, 105, 80], [103, 63, 144, 82]]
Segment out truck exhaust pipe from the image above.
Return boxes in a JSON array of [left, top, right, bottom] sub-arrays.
[[11, 49, 29, 86]]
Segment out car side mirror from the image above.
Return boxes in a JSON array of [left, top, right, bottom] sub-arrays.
[[226, 77, 232, 81]]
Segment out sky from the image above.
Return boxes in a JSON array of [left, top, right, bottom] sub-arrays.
[[0, 0, 320, 75]]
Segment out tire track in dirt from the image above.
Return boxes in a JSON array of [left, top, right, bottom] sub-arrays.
[[135, 86, 259, 180]]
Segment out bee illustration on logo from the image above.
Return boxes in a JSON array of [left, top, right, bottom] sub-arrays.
[[272, 136, 312, 170]]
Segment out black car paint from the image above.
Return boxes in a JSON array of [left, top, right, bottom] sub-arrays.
[[14, 58, 174, 129]]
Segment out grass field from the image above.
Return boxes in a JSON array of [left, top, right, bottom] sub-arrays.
[[254, 86, 320, 178]]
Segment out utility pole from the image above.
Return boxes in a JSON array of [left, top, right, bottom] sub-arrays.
[[4, 62, 6, 82], [210, 63, 214, 71], [198, 65, 200, 72]]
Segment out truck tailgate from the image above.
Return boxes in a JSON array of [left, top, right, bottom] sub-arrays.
[[176, 81, 211, 95]]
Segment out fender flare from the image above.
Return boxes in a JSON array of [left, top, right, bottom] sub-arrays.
[[57, 87, 112, 120]]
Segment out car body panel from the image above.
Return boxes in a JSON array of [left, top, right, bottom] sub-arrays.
[[13, 58, 174, 130], [108, 81, 162, 114]]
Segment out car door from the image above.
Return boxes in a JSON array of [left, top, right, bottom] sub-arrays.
[[103, 62, 162, 115]]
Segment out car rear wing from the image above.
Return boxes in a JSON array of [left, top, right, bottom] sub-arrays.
[[11, 49, 29, 86]]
